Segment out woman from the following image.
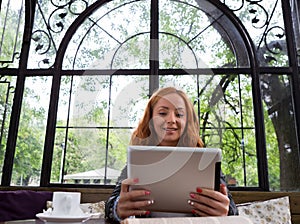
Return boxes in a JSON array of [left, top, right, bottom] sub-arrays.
[[105, 87, 238, 223]]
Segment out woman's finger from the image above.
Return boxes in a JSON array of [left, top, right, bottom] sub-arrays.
[[120, 178, 139, 193], [117, 197, 154, 218], [219, 184, 227, 196], [188, 187, 229, 216]]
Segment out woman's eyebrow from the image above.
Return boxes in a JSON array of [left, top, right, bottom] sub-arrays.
[[157, 106, 169, 109], [157, 106, 185, 110]]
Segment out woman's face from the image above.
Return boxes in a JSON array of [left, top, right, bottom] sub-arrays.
[[152, 93, 187, 146]]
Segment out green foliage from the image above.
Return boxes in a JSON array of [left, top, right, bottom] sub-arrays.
[[12, 87, 46, 185], [0, 77, 15, 183], [0, 4, 24, 68]]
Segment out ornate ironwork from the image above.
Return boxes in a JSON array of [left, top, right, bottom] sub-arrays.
[[222, 0, 286, 65], [32, 0, 90, 68]]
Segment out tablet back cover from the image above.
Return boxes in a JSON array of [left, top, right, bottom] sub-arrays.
[[127, 146, 221, 213]]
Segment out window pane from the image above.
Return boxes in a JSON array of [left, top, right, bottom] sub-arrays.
[[0, 0, 24, 68], [160, 75, 198, 95], [12, 76, 52, 186], [110, 75, 149, 128], [106, 128, 131, 183], [261, 74, 300, 191], [53, 128, 109, 184], [63, 0, 151, 70], [0, 75, 16, 184], [159, 0, 250, 68], [226, 0, 287, 67], [58, 75, 111, 127]]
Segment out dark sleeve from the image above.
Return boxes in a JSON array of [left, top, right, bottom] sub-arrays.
[[105, 166, 127, 223], [220, 172, 239, 216]]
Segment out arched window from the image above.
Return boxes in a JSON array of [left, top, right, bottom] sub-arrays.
[[1, 0, 300, 191]]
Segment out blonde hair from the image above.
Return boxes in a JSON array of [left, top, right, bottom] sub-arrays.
[[130, 87, 204, 147]]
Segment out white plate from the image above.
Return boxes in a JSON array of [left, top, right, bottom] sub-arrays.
[[36, 213, 91, 223]]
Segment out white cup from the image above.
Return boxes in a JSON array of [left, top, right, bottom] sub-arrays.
[[52, 192, 83, 216]]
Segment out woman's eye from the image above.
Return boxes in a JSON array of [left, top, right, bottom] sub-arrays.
[[177, 113, 184, 118], [158, 112, 167, 116]]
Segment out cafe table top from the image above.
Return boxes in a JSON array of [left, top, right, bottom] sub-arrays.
[[0, 217, 108, 224]]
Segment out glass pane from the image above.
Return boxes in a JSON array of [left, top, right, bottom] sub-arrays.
[[291, 0, 300, 67], [160, 75, 198, 97], [12, 76, 52, 186], [106, 128, 131, 184], [0, 75, 16, 184], [52, 127, 130, 185], [110, 75, 149, 128], [159, 0, 249, 68], [63, 0, 151, 69], [58, 75, 110, 127], [225, 0, 287, 67], [0, 0, 25, 68], [52, 128, 108, 184], [261, 74, 300, 191]]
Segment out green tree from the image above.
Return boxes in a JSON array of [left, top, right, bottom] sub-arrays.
[[12, 86, 46, 185]]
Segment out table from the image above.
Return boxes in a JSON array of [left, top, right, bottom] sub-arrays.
[[0, 218, 109, 224]]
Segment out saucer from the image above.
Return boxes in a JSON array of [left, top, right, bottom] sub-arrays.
[[36, 213, 91, 223]]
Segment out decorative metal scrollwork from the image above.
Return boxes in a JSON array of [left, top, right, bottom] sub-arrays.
[[69, 0, 88, 15], [48, 7, 68, 33], [32, 30, 51, 55], [247, 2, 269, 29], [32, 0, 89, 68], [0, 63, 9, 68], [264, 26, 285, 55], [51, 0, 71, 8], [223, 0, 285, 64]]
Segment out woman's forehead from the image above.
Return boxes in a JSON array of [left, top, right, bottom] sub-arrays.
[[155, 93, 186, 108]]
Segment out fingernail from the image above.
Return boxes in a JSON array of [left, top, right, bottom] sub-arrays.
[[145, 211, 151, 215], [220, 183, 226, 188], [188, 200, 194, 205], [145, 190, 151, 195], [190, 193, 195, 198], [196, 187, 202, 193], [133, 178, 139, 183], [191, 209, 197, 214]]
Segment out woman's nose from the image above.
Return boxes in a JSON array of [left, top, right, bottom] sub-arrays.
[[166, 113, 176, 124]]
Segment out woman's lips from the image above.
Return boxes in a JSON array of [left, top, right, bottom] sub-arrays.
[[163, 127, 178, 132]]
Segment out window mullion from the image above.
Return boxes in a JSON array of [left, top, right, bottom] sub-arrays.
[[149, 0, 159, 96]]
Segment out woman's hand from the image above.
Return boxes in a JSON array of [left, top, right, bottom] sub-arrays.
[[188, 184, 230, 216], [116, 178, 154, 220]]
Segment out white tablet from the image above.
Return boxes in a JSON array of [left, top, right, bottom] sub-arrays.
[[127, 146, 222, 213]]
